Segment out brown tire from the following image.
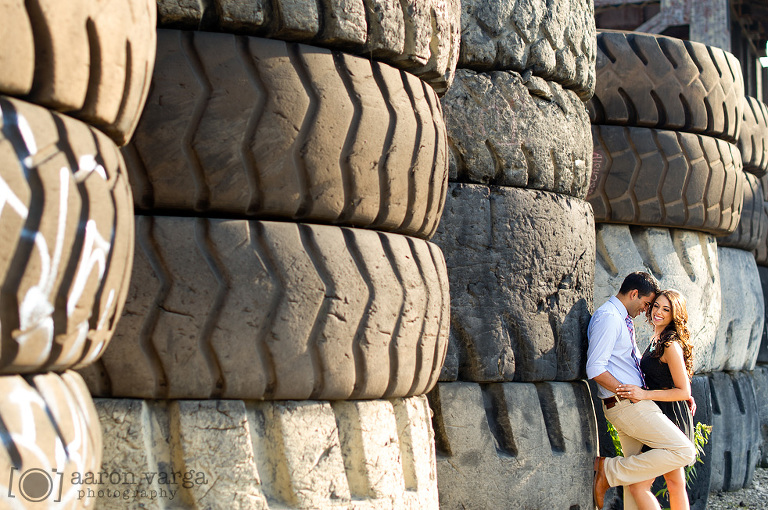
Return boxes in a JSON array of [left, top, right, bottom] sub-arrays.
[[79, 217, 449, 400], [738, 96, 768, 177], [155, 0, 461, 95], [717, 173, 766, 251], [124, 30, 448, 240], [457, 0, 597, 100], [588, 31, 744, 143], [0, 0, 157, 145], [588, 125, 744, 236], [0, 96, 134, 374], [0, 371, 101, 508]]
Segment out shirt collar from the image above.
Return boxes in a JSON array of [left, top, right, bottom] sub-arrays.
[[608, 295, 630, 320]]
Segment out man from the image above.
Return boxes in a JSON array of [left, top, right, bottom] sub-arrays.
[[588, 271, 696, 509]]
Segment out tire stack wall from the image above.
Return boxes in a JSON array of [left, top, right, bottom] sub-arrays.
[[76, 2, 460, 507], [586, 29, 763, 504], [427, 1, 599, 507], [0, 2, 156, 507]]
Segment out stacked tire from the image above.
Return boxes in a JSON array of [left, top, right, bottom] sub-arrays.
[[0, 1, 156, 507], [587, 30, 763, 508], [424, 1, 601, 508], [75, 1, 460, 507]]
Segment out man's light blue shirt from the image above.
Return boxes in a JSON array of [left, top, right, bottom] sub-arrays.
[[586, 296, 644, 399]]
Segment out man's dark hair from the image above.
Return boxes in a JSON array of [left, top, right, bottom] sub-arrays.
[[618, 271, 660, 297]]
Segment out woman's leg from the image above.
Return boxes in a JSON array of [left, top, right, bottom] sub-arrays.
[[664, 467, 689, 510], [627, 479, 661, 510]]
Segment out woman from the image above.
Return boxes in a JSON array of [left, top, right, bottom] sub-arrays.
[[615, 289, 695, 510]]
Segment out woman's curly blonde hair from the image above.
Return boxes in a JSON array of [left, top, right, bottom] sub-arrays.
[[645, 289, 694, 377]]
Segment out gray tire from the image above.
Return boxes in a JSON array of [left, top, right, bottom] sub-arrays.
[[431, 183, 595, 382], [754, 366, 768, 468], [80, 217, 449, 400], [0, 96, 134, 374], [125, 30, 448, 240], [711, 247, 764, 372], [717, 172, 766, 251], [0, 0, 156, 145], [588, 125, 744, 236], [752, 175, 768, 266], [757, 266, 768, 364], [0, 371, 101, 508], [428, 381, 598, 509], [738, 96, 768, 176], [441, 69, 592, 198], [594, 224, 721, 375], [708, 371, 761, 492], [457, 0, 596, 100], [155, 0, 461, 95], [94, 395, 438, 509], [588, 31, 745, 143]]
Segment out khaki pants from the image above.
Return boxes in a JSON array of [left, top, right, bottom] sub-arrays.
[[603, 398, 696, 509]]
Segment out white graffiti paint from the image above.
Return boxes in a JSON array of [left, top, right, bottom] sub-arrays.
[[1, 103, 113, 368]]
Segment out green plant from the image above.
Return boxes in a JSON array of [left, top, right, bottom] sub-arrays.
[[605, 420, 712, 508]]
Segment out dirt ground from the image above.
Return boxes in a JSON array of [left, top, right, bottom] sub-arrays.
[[706, 467, 768, 509]]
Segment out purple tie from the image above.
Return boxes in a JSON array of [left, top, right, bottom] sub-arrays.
[[625, 315, 646, 388]]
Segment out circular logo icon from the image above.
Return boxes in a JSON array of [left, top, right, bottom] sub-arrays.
[[19, 469, 53, 502]]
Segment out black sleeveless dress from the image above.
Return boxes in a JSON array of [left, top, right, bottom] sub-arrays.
[[639, 342, 695, 452]]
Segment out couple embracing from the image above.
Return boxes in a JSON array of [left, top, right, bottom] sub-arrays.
[[589, 271, 698, 510]]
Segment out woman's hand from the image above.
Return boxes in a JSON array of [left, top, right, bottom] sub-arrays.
[[616, 384, 646, 403]]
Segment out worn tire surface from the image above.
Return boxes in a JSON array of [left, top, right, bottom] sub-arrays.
[[754, 366, 768, 468], [588, 125, 744, 236], [428, 381, 598, 509], [588, 31, 744, 143], [125, 30, 448, 239], [156, 0, 460, 95], [0, 0, 156, 145], [0, 96, 134, 374], [94, 395, 438, 509], [708, 371, 761, 492], [0, 371, 102, 508], [431, 183, 594, 382], [717, 172, 766, 250], [738, 96, 768, 176], [594, 224, 721, 374], [80, 217, 449, 400], [441, 69, 591, 197], [711, 247, 764, 372], [457, 0, 596, 100], [757, 266, 768, 364]]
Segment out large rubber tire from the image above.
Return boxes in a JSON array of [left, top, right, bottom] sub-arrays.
[[441, 69, 591, 198], [0, 96, 134, 374], [155, 0, 460, 95], [94, 395, 438, 509], [0, 0, 156, 146], [431, 183, 595, 382], [588, 125, 744, 236], [754, 366, 768, 468], [752, 175, 768, 266], [758, 266, 768, 364], [708, 371, 761, 492], [79, 217, 449, 400], [124, 30, 448, 240], [457, 0, 596, 100], [0, 371, 102, 508], [717, 172, 766, 251], [738, 96, 768, 177], [711, 247, 764, 372], [588, 31, 745, 143], [428, 381, 598, 509], [594, 224, 721, 375]]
